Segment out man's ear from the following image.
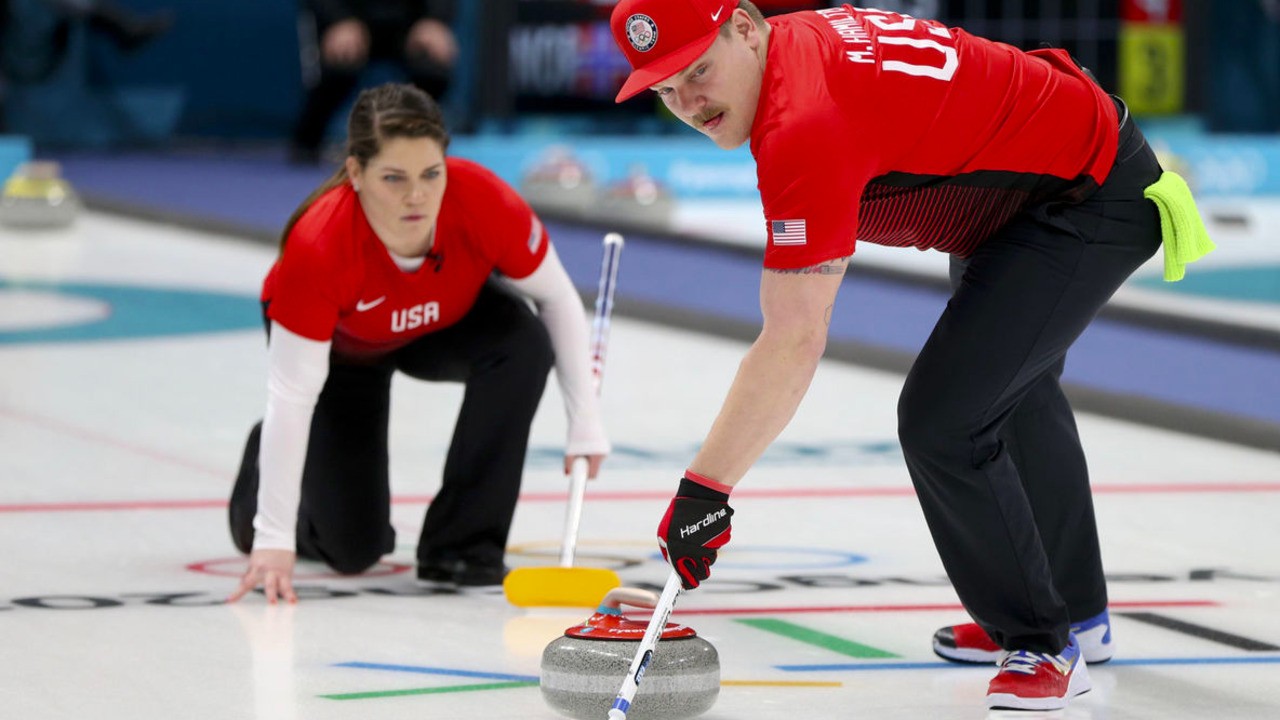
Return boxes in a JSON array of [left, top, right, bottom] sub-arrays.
[[732, 8, 760, 46]]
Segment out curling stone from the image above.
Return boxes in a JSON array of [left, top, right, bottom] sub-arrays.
[[587, 164, 675, 231], [520, 145, 597, 219], [0, 161, 81, 228], [540, 587, 718, 720]]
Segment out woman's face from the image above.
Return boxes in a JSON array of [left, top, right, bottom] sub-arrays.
[[347, 136, 447, 257]]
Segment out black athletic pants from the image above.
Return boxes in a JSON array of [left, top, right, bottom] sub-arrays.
[[233, 281, 554, 574], [897, 104, 1163, 654]]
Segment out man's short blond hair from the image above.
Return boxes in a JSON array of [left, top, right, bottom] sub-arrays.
[[720, 0, 768, 36]]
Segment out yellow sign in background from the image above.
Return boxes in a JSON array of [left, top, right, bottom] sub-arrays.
[[1119, 23, 1185, 115]]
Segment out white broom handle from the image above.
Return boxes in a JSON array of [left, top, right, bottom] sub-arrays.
[[560, 232, 625, 568], [591, 232, 625, 391], [559, 455, 590, 567], [606, 571, 683, 719]]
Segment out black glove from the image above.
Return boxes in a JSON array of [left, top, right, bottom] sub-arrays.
[[657, 474, 734, 590]]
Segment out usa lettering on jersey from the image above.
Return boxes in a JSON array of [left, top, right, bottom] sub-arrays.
[[816, 6, 958, 80], [390, 302, 440, 332]]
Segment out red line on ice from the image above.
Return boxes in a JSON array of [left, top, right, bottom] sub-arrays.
[[4, 483, 1279, 513]]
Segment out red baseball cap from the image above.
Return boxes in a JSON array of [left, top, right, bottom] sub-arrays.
[[611, 0, 733, 103]]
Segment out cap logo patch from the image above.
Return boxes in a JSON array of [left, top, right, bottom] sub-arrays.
[[626, 14, 659, 52]]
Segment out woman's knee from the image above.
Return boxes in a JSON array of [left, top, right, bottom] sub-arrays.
[[321, 536, 390, 575], [302, 519, 395, 575], [326, 552, 380, 576]]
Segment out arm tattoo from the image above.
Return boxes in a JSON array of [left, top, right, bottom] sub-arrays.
[[766, 256, 851, 275]]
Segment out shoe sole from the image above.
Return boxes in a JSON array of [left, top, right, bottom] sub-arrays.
[[986, 656, 1092, 711], [415, 577, 505, 593], [933, 627, 1115, 665], [415, 575, 507, 593], [456, 584, 505, 595], [931, 641, 1000, 664]]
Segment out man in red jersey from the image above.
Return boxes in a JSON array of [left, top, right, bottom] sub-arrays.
[[608, 0, 1196, 711], [226, 84, 609, 602]]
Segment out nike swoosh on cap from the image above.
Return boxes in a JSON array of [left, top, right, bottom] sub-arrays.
[[711, 6, 723, 21]]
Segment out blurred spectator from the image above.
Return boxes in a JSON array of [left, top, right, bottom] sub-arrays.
[[291, 0, 459, 164], [54, 0, 171, 50], [0, 0, 171, 84], [1205, 0, 1280, 132], [1, 0, 9, 133], [0, 0, 171, 133]]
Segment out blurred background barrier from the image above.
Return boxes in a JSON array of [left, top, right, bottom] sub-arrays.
[[2, 0, 1275, 146], [0, 0, 1273, 212]]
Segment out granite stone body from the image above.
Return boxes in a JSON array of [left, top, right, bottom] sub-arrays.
[[541, 634, 719, 720], [539, 586, 720, 720]]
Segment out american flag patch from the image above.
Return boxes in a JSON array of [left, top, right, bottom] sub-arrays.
[[528, 216, 544, 253], [770, 219, 807, 245]]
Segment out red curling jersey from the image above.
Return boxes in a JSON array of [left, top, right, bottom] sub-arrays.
[[262, 157, 549, 358], [754, 6, 1119, 269]]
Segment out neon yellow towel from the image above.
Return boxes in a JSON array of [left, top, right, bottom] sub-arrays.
[[1142, 171, 1216, 282]]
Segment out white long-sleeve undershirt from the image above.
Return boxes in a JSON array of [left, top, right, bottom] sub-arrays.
[[253, 324, 329, 551], [502, 244, 611, 458]]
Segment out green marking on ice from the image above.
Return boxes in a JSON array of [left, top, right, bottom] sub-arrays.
[[320, 680, 538, 700], [736, 618, 898, 659]]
